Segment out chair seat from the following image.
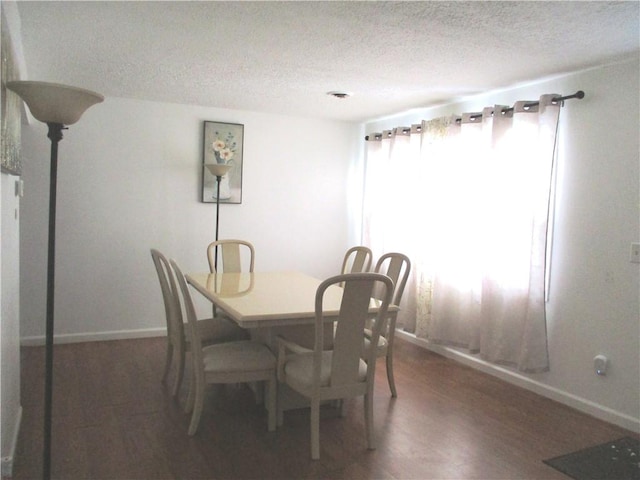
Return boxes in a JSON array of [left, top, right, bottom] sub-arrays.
[[172, 259, 277, 436], [284, 351, 367, 388], [363, 329, 388, 353], [202, 341, 275, 373], [196, 316, 249, 345]]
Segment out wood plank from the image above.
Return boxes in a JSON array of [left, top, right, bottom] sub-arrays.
[[11, 337, 636, 479]]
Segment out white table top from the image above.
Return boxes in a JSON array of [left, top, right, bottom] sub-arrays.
[[186, 271, 396, 329]]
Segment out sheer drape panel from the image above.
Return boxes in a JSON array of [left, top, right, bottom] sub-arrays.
[[475, 96, 559, 371], [363, 137, 388, 257], [363, 128, 421, 330], [414, 116, 461, 339], [365, 95, 561, 372]]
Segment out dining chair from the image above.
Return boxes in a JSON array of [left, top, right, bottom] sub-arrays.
[[171, 258, 277, 435], [276, 272, 393, 460], [206, 239, 254, 323], [150, 249, 249, 399], [364, 252, 411, 398], [207, 239, 255, 273], [340, 246, 373, 275]]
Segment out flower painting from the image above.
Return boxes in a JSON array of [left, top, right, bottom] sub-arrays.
[[1, 13, 22, 175], [202, 121, 244, 204]]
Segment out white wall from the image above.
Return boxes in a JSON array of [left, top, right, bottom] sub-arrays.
[[1, 174, 22, 476], [20, 98, 362, 341], [366, 58, 640, 432]]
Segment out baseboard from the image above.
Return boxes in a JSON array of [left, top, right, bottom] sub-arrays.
[[20, 327, 166, 346], [396, 330, 640, 434], [1, 405, 22, 478]]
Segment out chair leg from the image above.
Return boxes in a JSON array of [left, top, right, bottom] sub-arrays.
[[277, 408, 284, 428], [386, 352, 397, 398], [254, 381, 264, 405], [172, 348, 185, 397], [161, 342, 173, 384], [188, 381, 204, 436], [310, 399, 320, 460], [339, 399, 347, 417], [266, 374, 276, 432], [276, 389, 284, 428], [185, 370, 195, 414], [364, 391, 376, 450]]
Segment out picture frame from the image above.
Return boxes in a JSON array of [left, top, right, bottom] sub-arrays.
[[202, 121, 243, 204], [1, 11, 22, 176]]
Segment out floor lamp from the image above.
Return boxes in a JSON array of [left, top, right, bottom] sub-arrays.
[[204, 163, 231, 271], [6, 81, 103, 480]]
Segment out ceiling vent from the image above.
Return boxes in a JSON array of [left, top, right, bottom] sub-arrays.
[[327, 91, 352, 99]]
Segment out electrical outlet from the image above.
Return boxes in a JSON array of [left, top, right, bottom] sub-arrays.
[[1, 456, 13, 477], [631, 243, 640, 264], [594, 354, 608, 376]]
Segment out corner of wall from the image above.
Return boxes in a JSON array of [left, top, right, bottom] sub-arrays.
[[396, 330, 640, 433], [0, 405, 22, 478]]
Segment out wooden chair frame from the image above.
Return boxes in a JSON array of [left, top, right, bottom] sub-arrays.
[[207, 239, 255, 273], [340, 246, 373, 275], [368, 252, 411, 397], [277, 272, 393, 459], [171, 259, 276, 435]]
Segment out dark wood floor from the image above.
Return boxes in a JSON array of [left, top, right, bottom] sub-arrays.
[[11, 337, 636, 479]]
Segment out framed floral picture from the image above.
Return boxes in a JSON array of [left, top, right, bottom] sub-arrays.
[[202, 121, 244, 204], [1, 11, 22, 175]]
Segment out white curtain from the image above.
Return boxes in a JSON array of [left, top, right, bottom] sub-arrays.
[[363, 126, 422, 330], [363, 94, 561, 372]]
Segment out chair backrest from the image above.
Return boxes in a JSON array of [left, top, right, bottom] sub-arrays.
[[150, 249, 184, 347], [207, 239, 255, 273], [341, 246, 373, 276], [373, 252, 411, 307], [170, 259, 204, 365], [314, 273, 393, 388]]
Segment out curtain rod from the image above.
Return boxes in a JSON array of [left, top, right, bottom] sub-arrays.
[[463, 90, 585, 122], [365, 90, 585, 140]]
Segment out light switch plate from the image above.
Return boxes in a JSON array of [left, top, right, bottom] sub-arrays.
[[14, 179, 23, 197]]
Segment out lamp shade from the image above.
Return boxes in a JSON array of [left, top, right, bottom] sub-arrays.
[[6, 81, 104, 125], [205, 163, 232, 177]]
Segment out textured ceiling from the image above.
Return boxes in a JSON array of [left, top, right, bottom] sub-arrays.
[[14, 1, 640, 122]]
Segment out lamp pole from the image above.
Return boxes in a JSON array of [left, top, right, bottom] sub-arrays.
[[42, 122, 64, 480], [6, 81, 103, 480], [214, 173, 222, 271]]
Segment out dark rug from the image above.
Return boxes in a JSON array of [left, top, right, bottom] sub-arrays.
[[543, 437, 640, 480]]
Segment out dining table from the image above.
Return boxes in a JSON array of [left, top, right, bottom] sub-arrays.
[[187, 270, 397, 340], [187, 271, 345, 328], [186, 270, 399, 409]]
